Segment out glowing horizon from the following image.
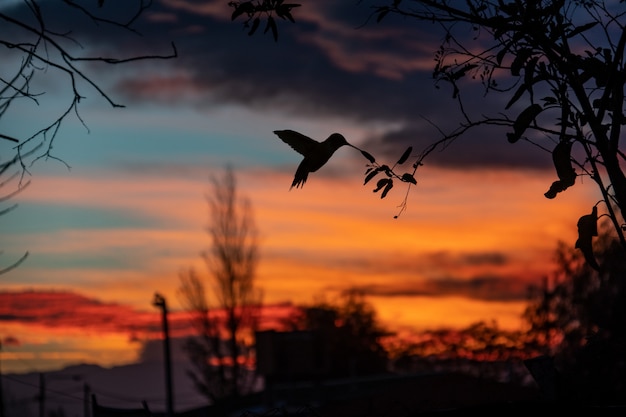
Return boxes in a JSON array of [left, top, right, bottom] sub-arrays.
[[1, 162, 597, 373]]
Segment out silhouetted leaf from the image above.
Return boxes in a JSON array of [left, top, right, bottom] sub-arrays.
[[364, 167, 382, 185], [264, 15, 278, 41], [567, 21, 599, 38], [232, 1, 254, 21], [544, 140, 576, 198], [361, 150, 376, 163], [248, 17, 260, 36], [276, 3, 300, 22], [401, 173, 417, 184], [396, 146, 412, 165], [496, 44, 509, 66], [505, 83, 528, 109], [377, 7, 389, 22], [373, 178, 390, 193], [510, 48, 533, 76], [580, 57, 608, 87], [507, 103, 543, 143], [378, 164, 392, 177], [541, 96, 557, 105], [524, 56, 538, 88], [381, 179, 393, 198], [575, 206, 599, 270]]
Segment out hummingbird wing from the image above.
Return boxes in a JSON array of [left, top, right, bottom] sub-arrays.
[[273, 130, 319, 156]]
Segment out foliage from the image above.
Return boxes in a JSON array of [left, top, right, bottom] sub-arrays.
[[523, 228, 626, 403], [229, 0, 301, 41], [0, 0, 176, 273], [284, 290, 390, 378], [178, 167, 262, 405], [235, 0, 626, 267], [390, 321, 533, 364]]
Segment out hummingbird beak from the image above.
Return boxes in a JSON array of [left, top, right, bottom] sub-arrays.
[[347, 143, 376, 164]]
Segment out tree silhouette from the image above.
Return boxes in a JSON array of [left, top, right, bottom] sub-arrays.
[[0, 0, 176, 273], [284, 290, 390, 378], [233, 0, 626, 268], [178, 167, 262, 405], [523, 227, 626, 403]]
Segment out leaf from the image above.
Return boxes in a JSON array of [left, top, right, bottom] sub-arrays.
[[541, 96, 557, 105], [264, 16, 278, 41], [232, 1, 253, 21], [575, 206, 599, 270], [401, 173, 417, 184], [524, 56, 539, 89], [507, 103, 543, 143], [567, 21, 599, 38], [505, 83, 527, 110], [510, 48, 533, 76], [364, 167, 382, 185], [553, 140, 576, 185], [544, 140, 576, 198], [496, 43, 511, 66], [277, 3, 299, 22], [381, 179, 394, 198], [396, 146, 412, 165], [373, 178, 390, 193], [380, 164, 392, 177], [283, 11, 295, 23], [360, 150, 376, 163], [248, 17, 260, 36], [377, 7, 389, 22]]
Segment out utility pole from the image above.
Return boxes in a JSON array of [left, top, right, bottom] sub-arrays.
[[152, 293, 174, 417], [83, 382, 91, 417], [39, 373, 45, 417]]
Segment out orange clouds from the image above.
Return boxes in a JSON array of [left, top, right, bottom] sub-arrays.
[[5, 162, 596, 354], [0, 161, 595, 376]]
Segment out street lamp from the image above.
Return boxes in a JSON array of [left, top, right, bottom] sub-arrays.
[[152, 293, 174, 417]]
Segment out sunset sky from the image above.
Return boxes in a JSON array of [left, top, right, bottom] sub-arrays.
[[0, 0, 600, 375]]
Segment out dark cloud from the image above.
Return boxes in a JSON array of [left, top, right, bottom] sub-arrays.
[[350, 273, 529, 302], [315, 249, 532, 301], [9, 0, 556, 171], [427, 251, 510, 268]]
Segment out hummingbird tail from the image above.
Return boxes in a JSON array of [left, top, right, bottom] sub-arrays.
[[291, 165, 309, 189]]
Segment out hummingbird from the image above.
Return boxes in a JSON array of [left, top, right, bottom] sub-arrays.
[[274, 129, 362, 189]]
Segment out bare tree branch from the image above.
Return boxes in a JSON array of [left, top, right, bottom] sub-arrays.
[[0, 0, 176, 274]]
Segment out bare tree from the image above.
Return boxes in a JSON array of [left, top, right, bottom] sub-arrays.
[[232, 0, 626, 269], [178, 167, 262, 405], [0, 0, 176, 273]]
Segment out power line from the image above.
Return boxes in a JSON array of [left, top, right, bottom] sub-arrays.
[[1, 374, 84, 404], [94, 387, 166, 405]]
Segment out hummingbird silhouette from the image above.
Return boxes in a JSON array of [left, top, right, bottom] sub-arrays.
[[274, 130, 364, 189]]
